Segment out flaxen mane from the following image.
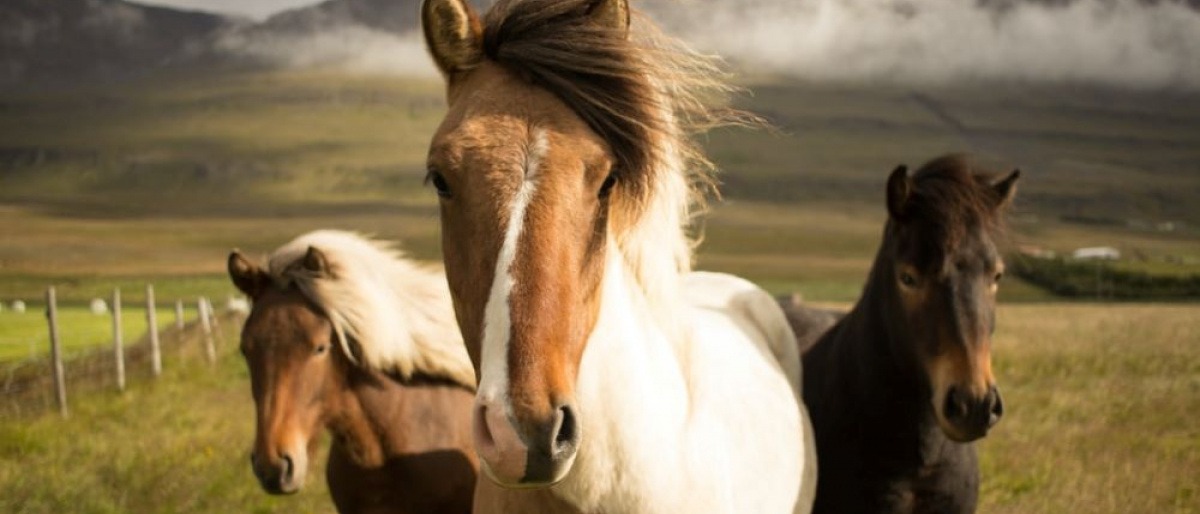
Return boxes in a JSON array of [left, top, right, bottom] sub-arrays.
[[267, 230, 475, 389], [480, 0, 754, 322]]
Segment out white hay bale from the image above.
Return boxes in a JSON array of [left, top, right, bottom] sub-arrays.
[[226, 296, 250, 314]]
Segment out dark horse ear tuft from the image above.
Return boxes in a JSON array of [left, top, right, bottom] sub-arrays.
[[422, 0, 484, 79], [992, 169, 1020, 208], [585, 0, 631, 37], [228, 250, 266, 299], [302, 246, 331, 276], [886, 165, 911, 221]]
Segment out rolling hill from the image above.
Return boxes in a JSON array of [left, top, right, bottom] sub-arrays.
[[0, 0, 236, 87]]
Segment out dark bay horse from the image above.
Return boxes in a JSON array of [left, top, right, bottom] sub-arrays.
[[228, 230, 478, 514], [803, 156, 1020, 514], [777, 293, 844, 356]]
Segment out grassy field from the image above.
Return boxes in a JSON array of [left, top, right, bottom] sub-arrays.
[[0, 70, 1197, 512], [0, 306, 192, 362], [0, 318, 340, 514], [0, 303, 1195, 513], [1, 70, 1195, 289], [982, 303, 1200, 513]]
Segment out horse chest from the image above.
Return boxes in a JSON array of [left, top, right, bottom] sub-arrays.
[[812, 426, 978, 514], [807, 380, 979, 514], [326, 439, 476, 514]]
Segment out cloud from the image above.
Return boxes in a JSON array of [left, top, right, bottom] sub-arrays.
[[665, 0, 1200, 89], [215, 26, 437, 76]]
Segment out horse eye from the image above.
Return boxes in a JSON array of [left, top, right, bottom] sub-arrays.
[[598, 173, 618, 199], [314, 344, 328, 355], [900, 272, 917, 287], [425, 168, 452, 198], [994, 271, 1004, 283]]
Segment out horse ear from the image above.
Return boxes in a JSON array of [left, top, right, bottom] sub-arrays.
[[586, 0, 630, 36], [886, 165, 911, 221], [992, 169, 1020, 209], [422, 0, 483, 79], [227, 250, 266, 299], [302, 246, 331, 276]]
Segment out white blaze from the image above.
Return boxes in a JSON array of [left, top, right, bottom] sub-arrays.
[[477, 129, 549, 405]]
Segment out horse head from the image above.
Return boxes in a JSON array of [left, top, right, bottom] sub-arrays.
[[879, 156, 1019, 442]]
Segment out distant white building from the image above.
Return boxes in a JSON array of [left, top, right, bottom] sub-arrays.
[[1072, 247, 1120, 261], [1018, 244, 1056, 259], [90, 298, 108, 315], [11, 300, 26, 313]]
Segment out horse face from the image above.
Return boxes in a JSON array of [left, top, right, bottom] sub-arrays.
[[423, 61, 616, 486], [229, 254, 335, 494], [885, 164, 1019, 442]]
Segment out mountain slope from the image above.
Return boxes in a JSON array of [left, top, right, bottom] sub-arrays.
[[0, 0, 236, 87]]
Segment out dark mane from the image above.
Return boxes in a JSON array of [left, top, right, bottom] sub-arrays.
[[902, 154, 1011, 256], [479, 0, 745, 201]]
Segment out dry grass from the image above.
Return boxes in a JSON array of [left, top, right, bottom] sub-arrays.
[[979, 303, 1200, 513]]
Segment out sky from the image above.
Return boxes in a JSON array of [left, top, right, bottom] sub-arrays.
[[135, 0, 321, 20], [135, 0, 1200, 89]]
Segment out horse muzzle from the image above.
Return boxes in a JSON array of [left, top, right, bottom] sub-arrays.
[[473, 396, 581, 488], [250, 448, 308, 495], [939, 384, 1004, 442]]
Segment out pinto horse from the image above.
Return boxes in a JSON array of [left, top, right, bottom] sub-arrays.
[[228, 230, 479, 514], [420, 0, 815, 512], [803, 156, 1020, 514]]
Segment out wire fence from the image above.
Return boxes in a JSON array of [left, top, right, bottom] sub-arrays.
[[0, 286, 246, 418]]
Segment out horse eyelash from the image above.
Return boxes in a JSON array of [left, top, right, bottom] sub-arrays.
[[424, 168, 452, 198], [598, 173, 618, 199]]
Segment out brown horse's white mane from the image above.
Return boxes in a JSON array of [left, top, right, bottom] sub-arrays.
[[267, 230, 475, 389]]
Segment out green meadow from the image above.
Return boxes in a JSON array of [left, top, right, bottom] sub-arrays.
[[1, 304, 1195, 513]]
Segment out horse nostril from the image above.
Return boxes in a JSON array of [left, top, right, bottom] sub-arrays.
[[474, 404, 495, 450], [988, 386, 1004, 427], [552, 404, 580, 456], [943, 387, 966, 421], [280, 454, 294, 482]]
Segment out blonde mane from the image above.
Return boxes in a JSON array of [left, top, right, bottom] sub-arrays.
[[267, 230, 475, 389], [480, 0, 757, 327]]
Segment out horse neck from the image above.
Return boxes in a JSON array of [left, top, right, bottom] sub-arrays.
[[557, 245, 692, 507], [617, 138, 695, 342], [323, 364, 409, 466], [827, 249, 927, 408]]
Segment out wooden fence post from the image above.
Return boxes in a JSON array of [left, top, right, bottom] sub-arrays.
[[199, 297, 216, 365], [112, 288, 125, 392], [46, 287, 67, 417], [146, 284, 161, 377], [175, 299, 185, 332], [207, 298, 221, 331]]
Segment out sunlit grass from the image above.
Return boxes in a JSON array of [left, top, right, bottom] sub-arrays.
[[1, 305, 1195, 513], [0, 319, 339, 514], [979, 303, 1200, 513], [0, 305, 197, 362]]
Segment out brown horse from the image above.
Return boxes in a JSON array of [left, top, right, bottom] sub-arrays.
[[421, 0, 814, 512], [802, 156, 1019, 514], [228, 230, 479, 514]]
